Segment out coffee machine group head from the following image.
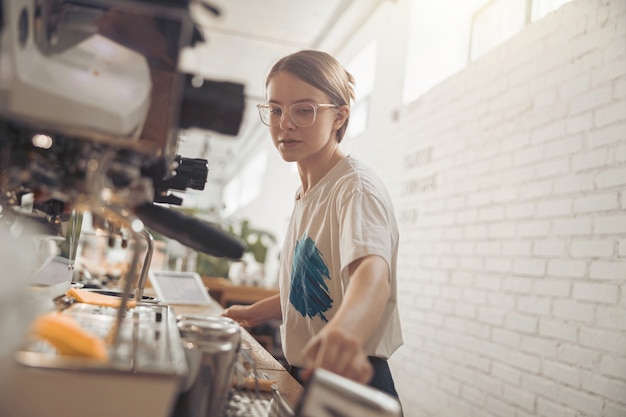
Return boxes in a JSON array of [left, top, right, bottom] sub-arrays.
[[0, 0, 246, 260]]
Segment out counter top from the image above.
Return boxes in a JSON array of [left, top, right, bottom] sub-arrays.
[[170, 302, 303, 411]]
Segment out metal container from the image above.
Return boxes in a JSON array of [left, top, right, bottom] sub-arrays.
[[176, 315, 241, 417], [296, 368, 402, 417], [2, 303, 188, 417]]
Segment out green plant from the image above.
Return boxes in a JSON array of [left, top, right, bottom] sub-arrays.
[[230, 219, 276, 264], [195, 252, 232, 278], [150, 210, 277, 279]]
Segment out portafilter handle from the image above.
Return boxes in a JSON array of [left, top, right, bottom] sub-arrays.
[[133, 203, 245, 260]]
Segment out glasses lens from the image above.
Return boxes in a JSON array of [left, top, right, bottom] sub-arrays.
[[290, 103, 316, 127], [259, 104, 285, 126], [257, 105, 271, 126], [258, 103, 318, 127]]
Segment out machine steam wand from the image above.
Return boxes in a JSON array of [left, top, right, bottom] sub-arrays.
[[87, 203, 145, 348], [135, 229, 154, 302]]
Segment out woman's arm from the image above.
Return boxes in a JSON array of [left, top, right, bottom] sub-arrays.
[[221, 293, 282, 328], [300, 254, 391, 384]]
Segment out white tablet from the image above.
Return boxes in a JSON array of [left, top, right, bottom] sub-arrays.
[[30, 256, 73, 287], [148, 270, 213, 305]]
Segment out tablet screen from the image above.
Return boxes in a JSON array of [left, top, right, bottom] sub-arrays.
[[30, 256, 73, 287], [148, 270, 213, 305]]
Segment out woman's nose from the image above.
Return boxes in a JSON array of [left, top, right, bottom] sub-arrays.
[[279, 112, 296, 130]]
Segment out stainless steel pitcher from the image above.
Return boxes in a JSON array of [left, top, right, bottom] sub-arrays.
[[177, 315, 241, 417]]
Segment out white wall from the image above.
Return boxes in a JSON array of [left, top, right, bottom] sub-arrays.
[[225, 138, 300, 284], [363, 0, 625, 416], [231, 0, 626, 415]]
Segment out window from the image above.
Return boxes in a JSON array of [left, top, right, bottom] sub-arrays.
[[470, 0, 527, 61], [221, 150, 267, 217], [403, 0, 576, 104], [403, 0, 486, 104], [531, 0, 574, 21], [345, 41, 378, 138]]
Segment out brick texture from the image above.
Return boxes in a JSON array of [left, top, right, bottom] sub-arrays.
[[360, 0, 626, 415]]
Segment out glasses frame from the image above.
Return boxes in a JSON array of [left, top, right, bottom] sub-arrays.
[[257, 102, 337, 127]]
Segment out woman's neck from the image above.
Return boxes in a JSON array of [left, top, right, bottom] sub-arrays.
[[297, 145, 346, 198]]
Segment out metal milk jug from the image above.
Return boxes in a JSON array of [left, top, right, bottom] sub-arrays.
[[177, 315, 241, 417]]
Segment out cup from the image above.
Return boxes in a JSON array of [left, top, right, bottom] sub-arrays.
[[177, 315, 241, 417]]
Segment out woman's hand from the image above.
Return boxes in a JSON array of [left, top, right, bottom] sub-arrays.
[[221, 294, 282, 328], [221, 305, 257, 328], [299, 325, 373, 384]]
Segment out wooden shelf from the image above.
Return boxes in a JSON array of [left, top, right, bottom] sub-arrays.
[[201, 276, 279, 308]]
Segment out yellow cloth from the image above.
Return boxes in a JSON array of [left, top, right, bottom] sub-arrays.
[[30, 312, 109, 361], [66, 287, 137, 309]]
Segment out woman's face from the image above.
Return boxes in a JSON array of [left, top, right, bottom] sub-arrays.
[[266, 71, 345, 164]]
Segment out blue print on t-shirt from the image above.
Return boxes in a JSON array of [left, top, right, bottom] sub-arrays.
[[290, 235, 332, 322]]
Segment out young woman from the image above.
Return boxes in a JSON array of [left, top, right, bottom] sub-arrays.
[[222, 50, 403, 397]]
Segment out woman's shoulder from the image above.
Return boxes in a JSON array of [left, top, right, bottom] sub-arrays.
[[329, 155, 371, 177], [328, 156, 389, 196]]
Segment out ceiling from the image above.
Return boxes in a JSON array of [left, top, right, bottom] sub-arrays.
[[175, 0, 386, 183]]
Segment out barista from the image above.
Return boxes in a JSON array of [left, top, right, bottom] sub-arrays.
[[223, 50, 403, 398]]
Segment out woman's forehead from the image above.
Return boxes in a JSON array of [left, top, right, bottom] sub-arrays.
[[267, 71, 327, 103]]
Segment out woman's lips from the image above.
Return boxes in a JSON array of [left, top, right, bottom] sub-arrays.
[[279, 139, 300, 148]]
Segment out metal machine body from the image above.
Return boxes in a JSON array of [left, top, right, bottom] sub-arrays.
[[1, 295, 188, 417]]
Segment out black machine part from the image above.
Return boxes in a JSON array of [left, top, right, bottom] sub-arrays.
[[134, 203, 245, 260]]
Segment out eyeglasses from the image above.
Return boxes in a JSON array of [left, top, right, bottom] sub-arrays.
[[257, 102, 337, 127]]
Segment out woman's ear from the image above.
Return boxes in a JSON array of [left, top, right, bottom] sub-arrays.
[[333, 105, 350, 130]]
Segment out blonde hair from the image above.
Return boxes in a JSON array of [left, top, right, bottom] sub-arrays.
[[266, 50, 355, 143]]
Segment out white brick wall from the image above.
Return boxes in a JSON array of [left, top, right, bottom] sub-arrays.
[[235, 1, 625, 415], [364, 0, 626, 415]]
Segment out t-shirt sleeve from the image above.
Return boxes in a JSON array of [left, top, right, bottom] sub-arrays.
[[337, 188, 394, 281]]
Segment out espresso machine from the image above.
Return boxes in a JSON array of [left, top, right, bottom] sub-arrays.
[[0, 1, 247, 416]]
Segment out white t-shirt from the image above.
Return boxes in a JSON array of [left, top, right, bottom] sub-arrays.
[[278, 156, 403, 366]]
